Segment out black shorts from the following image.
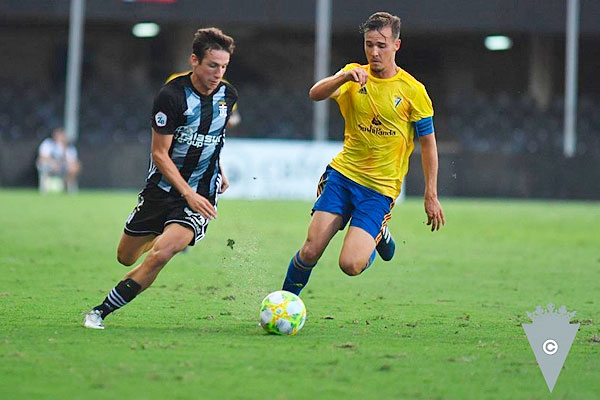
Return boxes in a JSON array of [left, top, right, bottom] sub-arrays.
[[124, 185, 216, 246]]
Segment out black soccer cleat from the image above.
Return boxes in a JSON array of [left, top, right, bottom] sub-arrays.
[[376, 226, 395, 261]]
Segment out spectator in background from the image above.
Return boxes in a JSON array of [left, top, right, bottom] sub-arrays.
[[36, 126, 80, 193]]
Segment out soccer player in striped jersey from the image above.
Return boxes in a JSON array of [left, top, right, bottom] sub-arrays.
[[84, 27, 238, 329], [282, 12, 445, 295]]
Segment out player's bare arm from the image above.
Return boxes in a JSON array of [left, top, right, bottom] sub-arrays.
[[419, 133, 445, 231], [151, 129, 217, 219], [309, 67, 369, 101]]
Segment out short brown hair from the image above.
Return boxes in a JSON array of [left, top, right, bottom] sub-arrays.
[[192, 27, 235, 61], [359, 12, 401, 40]]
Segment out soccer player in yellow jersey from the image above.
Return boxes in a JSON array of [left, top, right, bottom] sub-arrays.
[[282, 12, 445, 295]]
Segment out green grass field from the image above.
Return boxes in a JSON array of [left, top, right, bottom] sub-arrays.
[[1, 189, 599, 399]]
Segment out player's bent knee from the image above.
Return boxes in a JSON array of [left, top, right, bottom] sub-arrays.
[[338, 259, 363, 276], [117, 252, 137, 267]]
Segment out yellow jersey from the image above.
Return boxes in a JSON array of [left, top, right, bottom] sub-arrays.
[[330, 63, 434, 199]]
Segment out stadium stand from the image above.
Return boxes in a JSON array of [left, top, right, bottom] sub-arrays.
[[0, 78, 597, 156]]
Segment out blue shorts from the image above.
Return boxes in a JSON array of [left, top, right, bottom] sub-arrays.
[[312, 166, 394, 239]]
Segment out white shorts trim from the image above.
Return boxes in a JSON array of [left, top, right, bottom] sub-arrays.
[[164, 217, 208, 246]]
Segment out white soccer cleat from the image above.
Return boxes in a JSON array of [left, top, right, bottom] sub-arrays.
[[83, 310, 105, 330]]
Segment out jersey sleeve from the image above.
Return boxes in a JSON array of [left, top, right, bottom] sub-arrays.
[[225, 81, 239, 109], [151, 85, 183, 134], [409, 85, 435, 136], [331, 63, 360, 100]]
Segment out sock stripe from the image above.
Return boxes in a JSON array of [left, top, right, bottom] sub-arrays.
[[293, 257, 311, 271], [111, 289, 127, 305], [94, 279, 141, 319], [105, 295, 121, 309], [293, 253, 314, 271], [106, 292, 119, 307], [108, 290, 126, 307], [107, 292, 124, 308]]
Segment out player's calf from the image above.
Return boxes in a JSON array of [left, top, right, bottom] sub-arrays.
[[124, 225, 192, 288], [124, 242, 185, 290]]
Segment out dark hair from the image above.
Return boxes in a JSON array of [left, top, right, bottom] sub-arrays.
[[192, 27, 235, 61], [359, 12, 401, 40]]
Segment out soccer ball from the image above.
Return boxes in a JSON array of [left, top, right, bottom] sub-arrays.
[[259, 290, 306, 335]]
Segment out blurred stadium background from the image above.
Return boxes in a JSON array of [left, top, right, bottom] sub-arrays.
[[0, 0, 599, 199]]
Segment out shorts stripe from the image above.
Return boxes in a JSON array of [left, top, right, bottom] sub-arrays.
[[316, 170, 329, 197], [375, 200, 395, 243], [164, 218, 207, 245]]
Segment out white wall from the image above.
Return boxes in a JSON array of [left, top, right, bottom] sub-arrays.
[[220, 138, 342, 200]]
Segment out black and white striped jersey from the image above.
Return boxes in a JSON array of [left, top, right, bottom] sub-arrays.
[[146, 73, 238, 205]]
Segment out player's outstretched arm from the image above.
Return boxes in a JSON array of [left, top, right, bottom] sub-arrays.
[[419, 133, 445, 231], [309, 67, 368, 101], [151, 129, 217, 219]]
